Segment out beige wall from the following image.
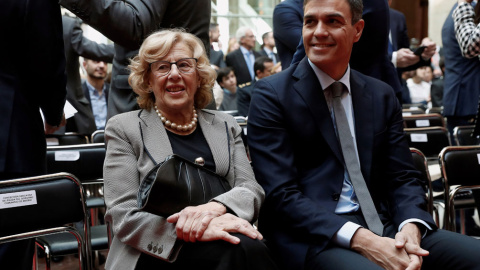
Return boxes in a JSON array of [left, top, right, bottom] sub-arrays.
[[428, 0, 457, 46]]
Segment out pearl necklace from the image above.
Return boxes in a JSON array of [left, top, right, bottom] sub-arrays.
[[154, 105, 198, 132]]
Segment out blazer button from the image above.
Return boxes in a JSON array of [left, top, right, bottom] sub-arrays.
[[332, 193, 340, 201], [157, 245, 163, 254], [153, 245, 158, 253], [147, 242, 152, 251]]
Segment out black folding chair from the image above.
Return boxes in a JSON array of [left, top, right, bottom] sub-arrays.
[[403, 113, 445, 128], [90, 130, 105, 144], [439, 146, 480, 233], [46, 132, 89, 146], [0, 173, 91, 270], [404, 127, 451, 160], [454, 125, 480, 146]]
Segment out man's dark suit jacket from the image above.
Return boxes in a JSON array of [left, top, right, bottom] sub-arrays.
[[259, 49, 280, 64], [59, 0, 212, 119], [0, 0, 66, 176], [62, 15, 114, 135], [247, 58, 436, 270], [236, 80, 254, 117], [442, 3, 480, 117], [75, 80, 110, 131], [210, 49, 226, 69], [225, 48, 262, 86], [272, 0, 303, 69], [389, 8, 431, 80]]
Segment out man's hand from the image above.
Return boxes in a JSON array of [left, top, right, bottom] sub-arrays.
[[420, 38, 436, 60], [197, 213, 263, 244], [396, 48, 420, 68], [44, 113, 66, 134], [351, 228, 418, 270], [395, 223, 429, 270], [167, 201, 226, 242]]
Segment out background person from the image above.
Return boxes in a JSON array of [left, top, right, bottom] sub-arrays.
[[103, 29, 277, 270], [0, 0, 66, 268], [81, 58, 110, 131]]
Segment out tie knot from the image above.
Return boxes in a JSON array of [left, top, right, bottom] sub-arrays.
[[330, 82, 344, 98]]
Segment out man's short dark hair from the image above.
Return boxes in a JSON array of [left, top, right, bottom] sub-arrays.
[[303, 0, 363, 24], [254, 56, 273, 73], [216, 66, 234, 84], [209, 23, 219, 31]]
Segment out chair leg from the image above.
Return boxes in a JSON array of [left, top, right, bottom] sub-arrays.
[[460, 209, 466, 235]]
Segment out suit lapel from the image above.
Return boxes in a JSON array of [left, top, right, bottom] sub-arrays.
[[198, 110, 230, 177], [138, 108, 173, 164], [350, 71, 373, 181], [292, 59, 344, 163]]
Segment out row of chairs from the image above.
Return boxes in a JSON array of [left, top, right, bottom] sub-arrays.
[[46, 130, 105, 146], [412, 146, 480, 233]]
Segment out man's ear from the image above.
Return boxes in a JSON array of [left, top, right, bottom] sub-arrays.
[[353, 19, 365, 43]]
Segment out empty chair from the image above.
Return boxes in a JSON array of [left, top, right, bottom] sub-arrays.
[[404, 127, 451, 160], [91, 130, 105, 144], [454, 125, 480, 146], [46, 132, 89, 146], [402, 108, 425, 116], [0, 173, 91, 270], [403, 103, 427, 111], [403, 113, 445, 128], [426, 107, 443, 115], [439, 146, 480, 233]]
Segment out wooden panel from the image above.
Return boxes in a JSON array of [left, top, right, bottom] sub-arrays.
[[391, 0, 429, 46]]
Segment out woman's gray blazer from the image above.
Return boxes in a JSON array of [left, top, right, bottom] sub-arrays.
[[103, 108, 264, 269]]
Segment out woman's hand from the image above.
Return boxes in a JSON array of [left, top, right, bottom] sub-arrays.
[[197, 213, 263, 244], [167, 202, 226, 242]]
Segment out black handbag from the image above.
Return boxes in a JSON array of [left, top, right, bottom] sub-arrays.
[[137, 154, 232, 217]]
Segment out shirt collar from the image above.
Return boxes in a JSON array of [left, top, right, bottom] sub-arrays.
[[307, 58, 351, 94], [240, 46, 251, 55], [85, 80, 105, 96]]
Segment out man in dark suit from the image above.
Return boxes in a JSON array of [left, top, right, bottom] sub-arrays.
[[443, 2, 480, 140], [259, 31, 280, 65], [0, 0, 66, 268], [62, 15, 114, 135], [388, 0, 436, 99], [225, 26, 262, 86], [81, 58, 110, 131], [209, 23, 226, 71], [237, 56, 273, 117], [273, 0, 304, 70], [248, 0, 480, 269], [59, 0, 212, 119], [290, 0, 404, 101]]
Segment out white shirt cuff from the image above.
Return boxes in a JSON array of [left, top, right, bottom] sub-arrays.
[[392, 51, 398, 68], [332, 221, 362, 248], [399, 218, 433, 238]]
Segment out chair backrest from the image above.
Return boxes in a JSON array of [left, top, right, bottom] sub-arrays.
[[403, 113, 445, 128], [426, 107, 443, 115], [91, 130, 105, 144], [454, 125, 480, 146], [402, 108, 425, 116], [440, 146, 480, 187], [439, 146, 480, 231], [404, 127, 451, 158], [403, 103, 427, 111], [46, 143, 106, 182], [0, 173, 91, 269], [0, 173, 86, 236], [46, 132, 89, 146], [410, 148, 434, 215]]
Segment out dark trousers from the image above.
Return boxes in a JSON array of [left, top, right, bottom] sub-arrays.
[[135, 233, 279, 270], [305, 213, 480, 270], [0, 172, 36, 270]]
